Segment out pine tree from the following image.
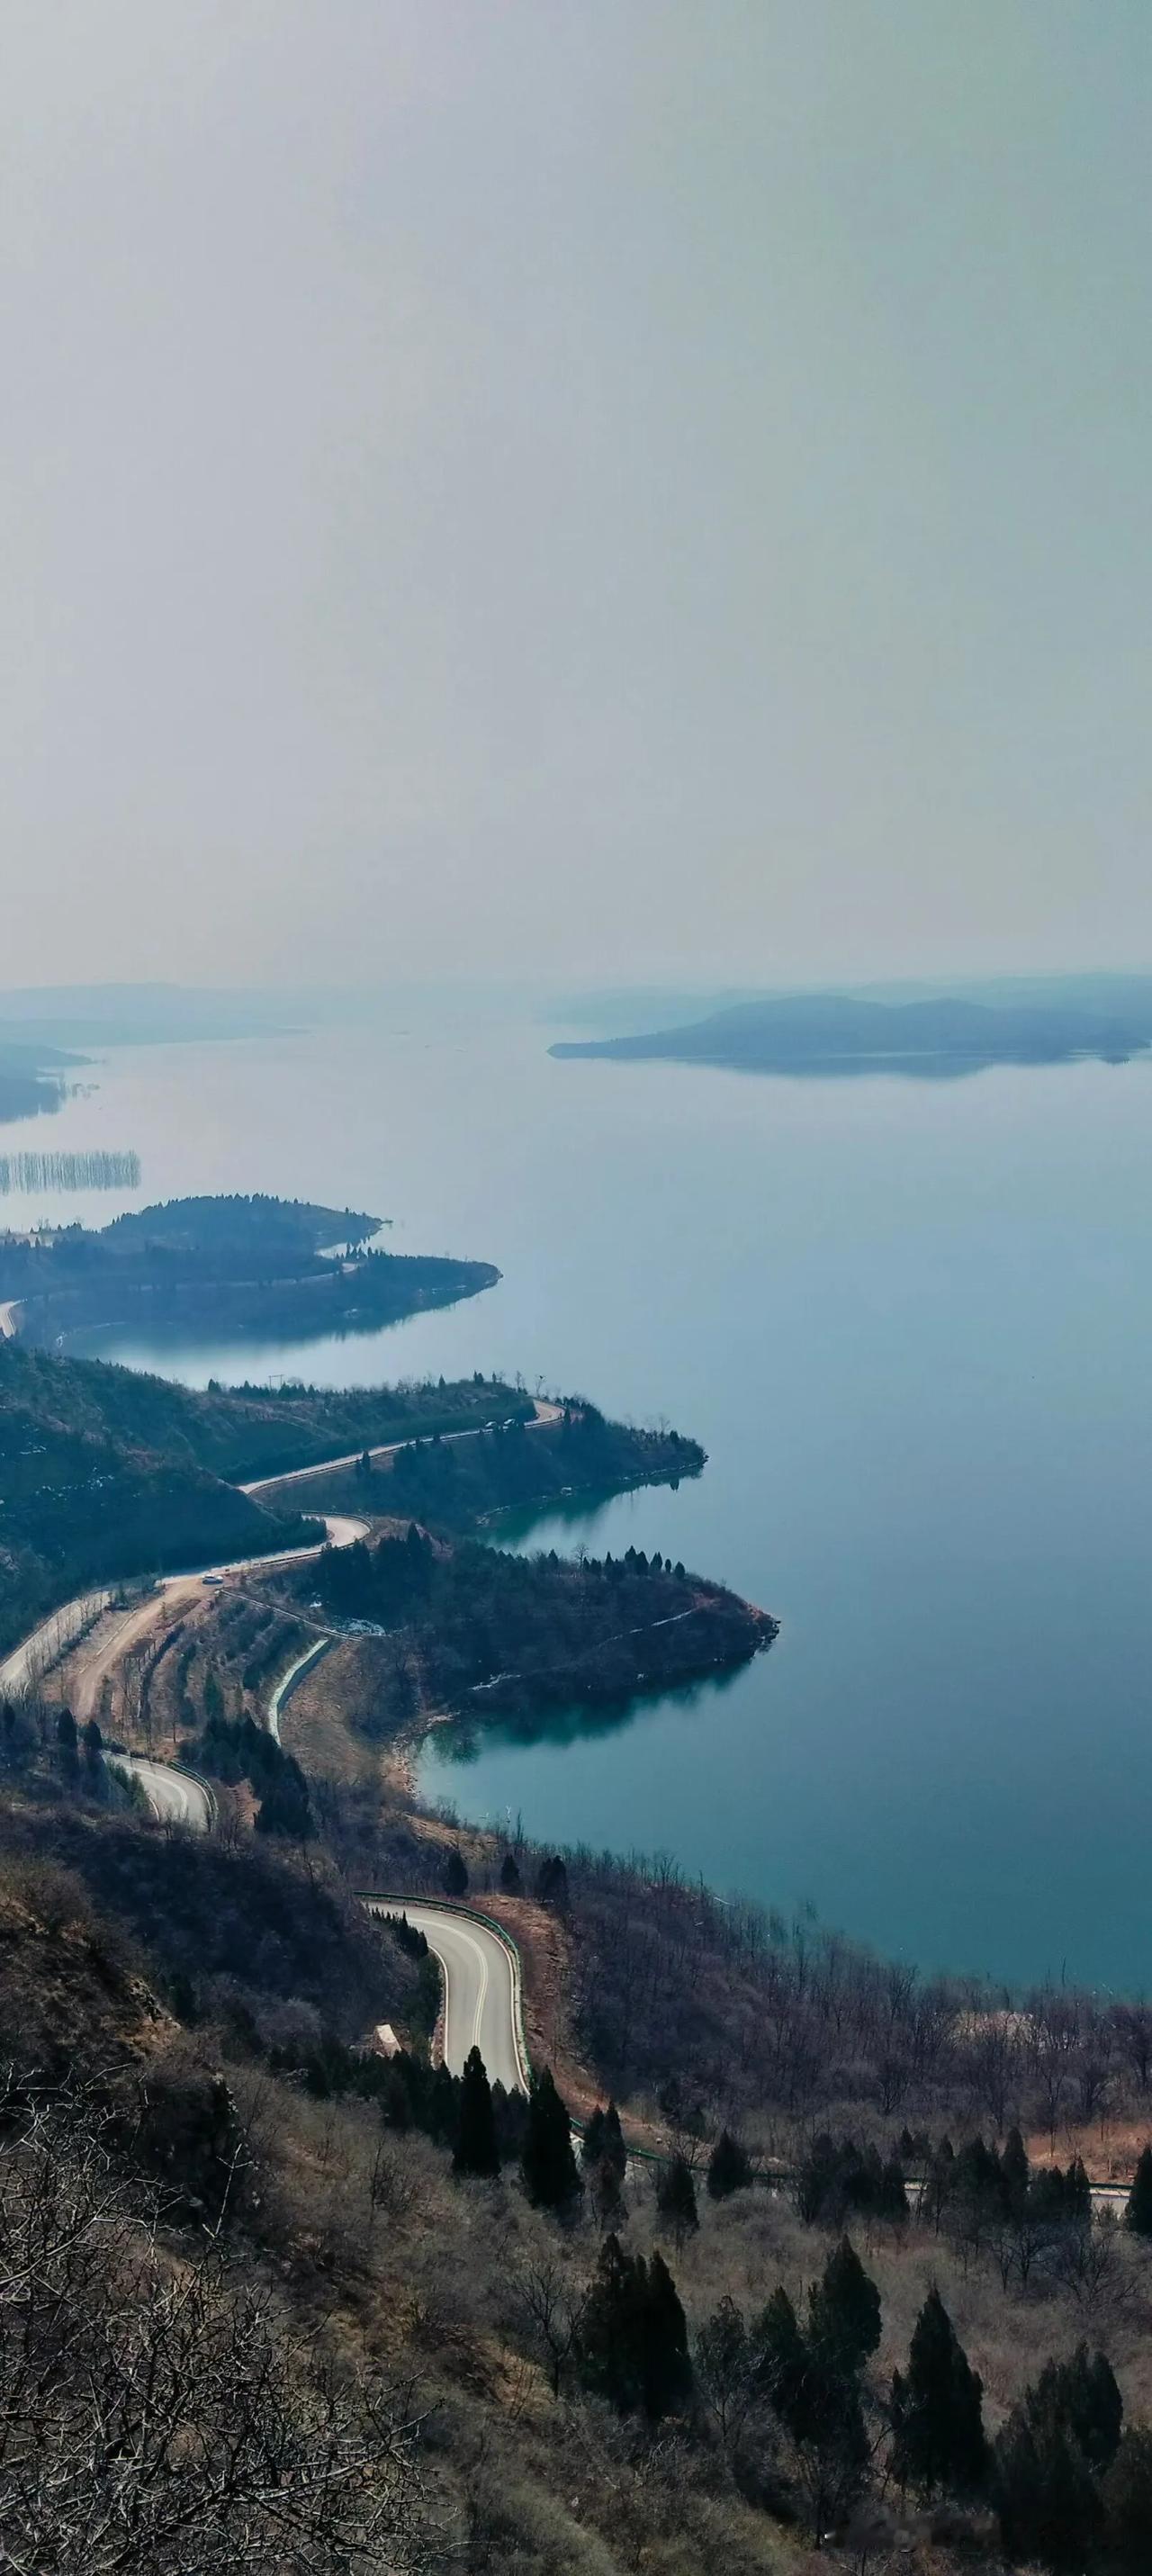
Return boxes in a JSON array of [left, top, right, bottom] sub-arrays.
[[644, 2249, 692, 2416], [255, 1757, 311, 1838], [536, 1854, 569, 1910], [582, 2106, 607, 2167], [1126, 2145, 1152, 2236], [656, 2152, 698, 2242], [754, 2282, 869, 2541], [443, 1847, 468, 1897], [1030, 2344, 1122, 2476], [602, 2100, 626, 2178], [427, 2061, 459, 2145], [521, 2067, 582, 2211], [1102, 2427, 1152, 2573], [707, 2127, 752, 2199], [453, 2045, 500, 2178], [578, 2236, 690, 2418], [499, 1851, 522, 1894], [1001, 2126, 1030, 2213], [890, 2288, 987, 2496], [808, 2237, 881, 2375], [994, 2396, 1103, 2571]]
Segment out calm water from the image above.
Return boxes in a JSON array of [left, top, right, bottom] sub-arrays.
[[9, 1010, 1152, 1991]]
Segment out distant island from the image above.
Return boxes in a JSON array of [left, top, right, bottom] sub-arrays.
[[0, 1192, 499, 1348], [551, 989, 1152, 1076]]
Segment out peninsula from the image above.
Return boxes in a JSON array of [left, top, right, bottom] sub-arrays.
[[0, 1191, 499, 1348]]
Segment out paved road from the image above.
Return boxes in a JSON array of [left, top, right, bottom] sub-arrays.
[[369, 1899, 528, 2094], [104, 1751, 214, 1832], [0, 1514, 369, 1728]]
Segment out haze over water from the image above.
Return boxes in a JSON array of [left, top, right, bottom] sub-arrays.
[[15, 1009, 1152, 1994]]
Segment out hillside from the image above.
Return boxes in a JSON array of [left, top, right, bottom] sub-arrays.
[[0, 1342, 330, 1656], [0, 1347, 551, 1655], [551, 990, 1152, 1076], [7, 1779, 1152, 2572]]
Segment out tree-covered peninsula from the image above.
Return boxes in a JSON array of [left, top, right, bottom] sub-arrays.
[[286, 1522, 775, 1731], [0, 1192, 499, 1347]]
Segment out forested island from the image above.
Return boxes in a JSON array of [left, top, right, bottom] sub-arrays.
[[0, 1191, 499, 1346], [551, 988, 1152, 1076]]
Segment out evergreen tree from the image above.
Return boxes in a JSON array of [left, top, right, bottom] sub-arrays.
[[443, 1847, 468, 1897], [923, 2137, 956, 2232], [644, 2249, 692, 2416], [579, 2235, 644, 2411], [82, 1716, 103, 1756], [427, 2062, 459, 2145], [578, 2236, 690, 2418], [536, 1853, 569, 1910], [994, 2396, 1102, 2571], [754, 2282, 870, 2542], [1030, 2344, 1122, 2476], [656, 2152, 698, 2242], [499, 1851, 522, 1894], [582, 2106, 607, 2167], [1102, 2427, 1152, 2573], [453, 2045, 500, 2179], [890, 2288, 987, 2497], [707, 2127, 752, 2199], [255, 1755, 311, 1838], [521, 2067, 582, 2211], [601, 2100, 626, 2179], [755, 2284, 812, 2435], [1001, 2126, 1030, 2213], [1125, 2144, 1152, 2236], [808, 2236, 881, 2375], [589, 2152, 625, 2231]]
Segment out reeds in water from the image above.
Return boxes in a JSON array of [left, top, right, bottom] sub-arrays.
[[0, 1150, 140, 1194]]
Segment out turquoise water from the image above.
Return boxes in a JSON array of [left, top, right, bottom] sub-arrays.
[[15, 1012, 1152, 1989]]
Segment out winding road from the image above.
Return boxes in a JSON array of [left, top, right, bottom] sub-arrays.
[[239, 1397, 561, 1501], [0, 1517, 369, 1715], [0, 1402, 560, 2094], [368, 1899, 528, 2093], [104, 1751, 216, 1832]]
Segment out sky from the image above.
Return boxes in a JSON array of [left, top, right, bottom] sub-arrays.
[[3, 2, 1151, 991]]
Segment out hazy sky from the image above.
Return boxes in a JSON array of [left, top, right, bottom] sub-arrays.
[[4, 3, 1150, 988]]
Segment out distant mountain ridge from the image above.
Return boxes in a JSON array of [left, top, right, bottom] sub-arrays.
[[550, 990, 1152, 1075]]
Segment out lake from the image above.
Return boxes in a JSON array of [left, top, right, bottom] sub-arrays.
[[9, 1005, 1152, 1991]]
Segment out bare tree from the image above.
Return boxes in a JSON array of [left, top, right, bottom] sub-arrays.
[[0, 2075, 434, 2573], [513, 2256, 577, 2399]]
